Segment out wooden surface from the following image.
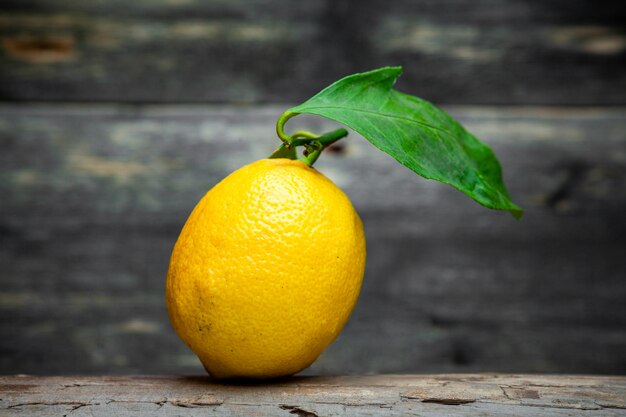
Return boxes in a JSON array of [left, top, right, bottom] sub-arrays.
[[1, 374, 626, 416], [1, 104, 625, 375], [1, 0, 625, 104]]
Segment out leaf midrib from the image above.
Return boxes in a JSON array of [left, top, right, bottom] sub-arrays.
[[296, 105, 458, 140]]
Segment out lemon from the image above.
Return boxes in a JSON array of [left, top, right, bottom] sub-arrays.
[[166, 158, 366, 379]]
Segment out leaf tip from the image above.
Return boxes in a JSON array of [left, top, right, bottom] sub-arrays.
[[510, 207, 524, 220]]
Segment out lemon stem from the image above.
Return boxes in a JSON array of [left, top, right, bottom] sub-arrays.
[[276, 110, 299, 145], [299, 128, 348, 166], [291, 130, 318, 139], [272, 110, 348, 166]]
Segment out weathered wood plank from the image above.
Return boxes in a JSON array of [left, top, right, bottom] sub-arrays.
[[0, 105, 625, 376], [0, 0, 625, 104], [1, 374, 625, 416]]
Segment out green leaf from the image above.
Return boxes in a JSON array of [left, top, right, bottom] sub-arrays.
[[283, 66, 523, 219]]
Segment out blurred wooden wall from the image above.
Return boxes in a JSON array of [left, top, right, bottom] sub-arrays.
[[1, 0, 625, 375]]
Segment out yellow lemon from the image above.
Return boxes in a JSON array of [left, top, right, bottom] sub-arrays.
[[166, 158, 366, 379]]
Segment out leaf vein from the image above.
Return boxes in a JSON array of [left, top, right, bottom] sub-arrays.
[[298, 106, 459, 140]]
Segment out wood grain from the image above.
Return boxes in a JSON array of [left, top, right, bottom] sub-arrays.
[[0, 104, 625, 376], [1, 374, 625, 416], [0, 0, 625, 104]]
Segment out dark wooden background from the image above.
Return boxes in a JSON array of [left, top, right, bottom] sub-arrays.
[[1, 0, 625, 376]]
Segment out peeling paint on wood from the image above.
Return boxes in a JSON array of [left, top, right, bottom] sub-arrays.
[[0, 375, 625, 416]]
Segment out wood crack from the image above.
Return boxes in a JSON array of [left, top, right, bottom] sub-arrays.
[[280, 404, 319, 417], [105, 398, 223, 408], [596, 402, 626, 410], [169, 399, 223, 408], [421, 398, 476, 405], [7, 401, 93, 409]]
